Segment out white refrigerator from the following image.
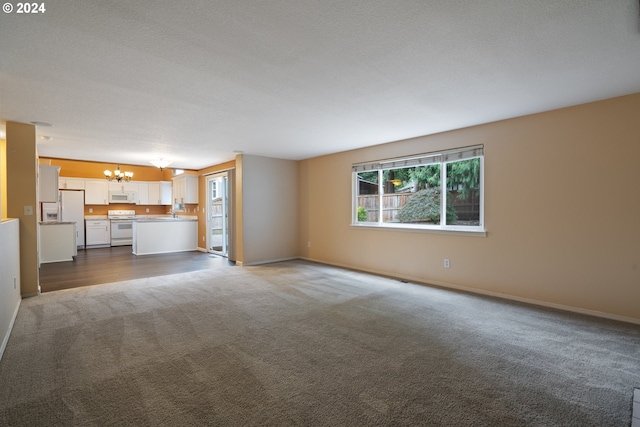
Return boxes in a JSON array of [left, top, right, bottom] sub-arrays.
[[60, 189, 85, 249]]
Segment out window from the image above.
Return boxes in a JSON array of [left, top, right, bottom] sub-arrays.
[[353, 145, 484, 232]]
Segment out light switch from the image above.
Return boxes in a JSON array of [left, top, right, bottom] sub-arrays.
[[24, 205, 33, 216]]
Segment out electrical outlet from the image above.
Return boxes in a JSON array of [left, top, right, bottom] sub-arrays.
[[89, 208, 93, 213], [444, 259, 450, 268], [146, 208, 149, 212], [307, 241, 311, 248]]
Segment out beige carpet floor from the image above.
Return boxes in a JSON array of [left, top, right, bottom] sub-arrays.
[[0, 260, 638, 426]]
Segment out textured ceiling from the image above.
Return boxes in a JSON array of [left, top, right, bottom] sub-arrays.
[[1, 1, 639, 170]]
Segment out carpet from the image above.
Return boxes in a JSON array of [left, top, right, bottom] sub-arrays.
[[0, 260, 638, 426]]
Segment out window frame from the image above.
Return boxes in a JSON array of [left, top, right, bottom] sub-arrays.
[[351, 145, 485, 235]]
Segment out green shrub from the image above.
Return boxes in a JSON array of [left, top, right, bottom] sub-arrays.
[[396, 188, 457, 224], [357, 206, 368, 222]]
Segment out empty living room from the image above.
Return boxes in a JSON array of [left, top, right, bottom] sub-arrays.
[[1, 1, 639, 426]]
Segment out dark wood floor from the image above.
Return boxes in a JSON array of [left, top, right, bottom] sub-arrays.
[[39, 246, 234, 292]]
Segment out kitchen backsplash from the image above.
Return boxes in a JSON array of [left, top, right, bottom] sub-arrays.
[[83, 204, 198, 216]]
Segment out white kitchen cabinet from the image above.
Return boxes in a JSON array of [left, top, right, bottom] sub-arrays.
[[172, 174, 198, 205], [137, 182, 149, 205], [85, 220, 111, 247], [146, 181, 172, 205], [146, 182, 159, 205], [160, 181, 172, 205], [84, 179, 109, 205], [38, 165, 60, 202], [172, 177, 186, 206], [59, 177, 85, 190]]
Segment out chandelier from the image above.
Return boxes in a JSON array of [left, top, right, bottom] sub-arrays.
[[104, 165, 133, 182], [149, 158, 172, 171]]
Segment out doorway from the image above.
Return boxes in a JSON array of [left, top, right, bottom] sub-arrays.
[[207, 172, 229, 257]]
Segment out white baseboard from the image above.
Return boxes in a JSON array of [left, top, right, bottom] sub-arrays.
[[0, 298, 21, 362], [299, 257, 640, 326]]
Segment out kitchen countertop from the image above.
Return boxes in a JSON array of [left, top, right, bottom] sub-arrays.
[[83, 215, 197, 221], [39, 221, 77, 225], [133, 216, 197, 222]]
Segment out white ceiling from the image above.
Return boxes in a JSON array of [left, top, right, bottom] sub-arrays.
[[1, 1, 639, 170]]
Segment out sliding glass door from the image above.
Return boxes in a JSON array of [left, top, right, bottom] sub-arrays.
[[207, 172, 228, 257]]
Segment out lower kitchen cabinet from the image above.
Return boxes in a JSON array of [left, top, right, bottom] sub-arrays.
[[85, 220, 111, 247]]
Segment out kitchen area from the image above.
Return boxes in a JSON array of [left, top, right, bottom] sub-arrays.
[[38, 163, 200, 265]]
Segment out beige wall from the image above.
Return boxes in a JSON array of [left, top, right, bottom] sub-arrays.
[[6, 122, 39, 296], [299, 93, 640, 322], [239, 154, 299, 265], [1, 139, 6, 219], [235, 155, 244, 263]]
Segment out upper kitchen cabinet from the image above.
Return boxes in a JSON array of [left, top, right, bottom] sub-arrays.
[[38, 165, 60, 202], [172, 174, 198, 205], [84, 179, 109, 205], [137, 182, 149, 205], [149, 181, 172, 205], [59, 177, 85, 190], [160, 181, 173, 205]]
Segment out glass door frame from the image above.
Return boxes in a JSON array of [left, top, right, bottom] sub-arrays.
[[206, 172, 229, 257]]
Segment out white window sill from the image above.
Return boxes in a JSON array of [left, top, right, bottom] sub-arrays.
[[350, 222, 487, 237]]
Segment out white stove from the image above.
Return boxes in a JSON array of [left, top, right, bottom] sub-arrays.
[[107, 210, 136, 220], [107, 210, 136, 246]]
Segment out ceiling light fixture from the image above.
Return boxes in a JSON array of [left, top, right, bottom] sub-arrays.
[[104, 164, 133, 182], [149, 159, 172, 171]]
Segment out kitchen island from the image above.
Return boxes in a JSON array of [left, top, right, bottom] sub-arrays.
[[39, 221, 77, 263], [132, 217, 198, 256]]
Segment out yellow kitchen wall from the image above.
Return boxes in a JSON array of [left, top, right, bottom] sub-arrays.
[[299, 92, 640, 323], [81, 205, 169, 216], [39, 157, 198, 215], [39, 158, 175, 181]]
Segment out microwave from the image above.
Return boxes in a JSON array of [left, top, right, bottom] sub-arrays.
[[109, 191, 137, 204]]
